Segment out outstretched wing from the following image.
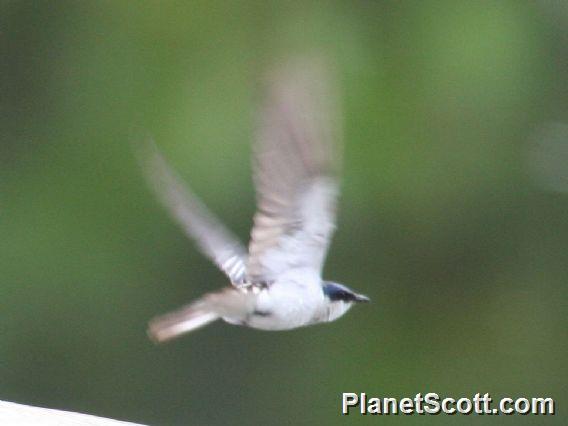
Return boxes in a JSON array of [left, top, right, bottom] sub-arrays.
[[137, 140, 248, 285], [247, 60, 341, 283]]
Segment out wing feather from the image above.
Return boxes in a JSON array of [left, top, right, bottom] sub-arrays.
[[247, 61, 341, 283], [137, 140, 248, 285]]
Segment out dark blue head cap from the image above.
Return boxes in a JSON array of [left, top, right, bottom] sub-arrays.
[[323, 281, 370, 303]]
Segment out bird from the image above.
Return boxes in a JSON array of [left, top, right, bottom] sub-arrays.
[[138, 60, 369, 343]]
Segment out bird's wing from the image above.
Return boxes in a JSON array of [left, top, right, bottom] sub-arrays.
[[137, 140, 248, 285], [246, 60, 341, 283]]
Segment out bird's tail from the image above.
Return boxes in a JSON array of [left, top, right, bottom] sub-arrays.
[[148, 288, 250, 343], [148, 298, 220, 343]]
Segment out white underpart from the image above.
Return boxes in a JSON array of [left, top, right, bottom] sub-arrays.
[[244, 268, 327, 330]]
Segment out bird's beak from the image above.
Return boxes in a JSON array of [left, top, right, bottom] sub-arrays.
[[354, 293, 370, 303]]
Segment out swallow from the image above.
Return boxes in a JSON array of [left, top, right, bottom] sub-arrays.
[[138, 60, 369, 342]]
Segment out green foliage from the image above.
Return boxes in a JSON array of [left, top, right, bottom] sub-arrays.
[[1, 1, 565, 424]]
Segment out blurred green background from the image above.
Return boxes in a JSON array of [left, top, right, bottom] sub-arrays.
[[1, 1, 566, 425]]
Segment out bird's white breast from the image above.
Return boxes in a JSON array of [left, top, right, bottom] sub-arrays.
[[246, 269, 325, 330]]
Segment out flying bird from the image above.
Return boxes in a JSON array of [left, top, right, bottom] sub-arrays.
[[139, 61, 369, 342]]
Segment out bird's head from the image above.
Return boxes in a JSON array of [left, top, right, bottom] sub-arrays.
[[322, 281, 370, 322]]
